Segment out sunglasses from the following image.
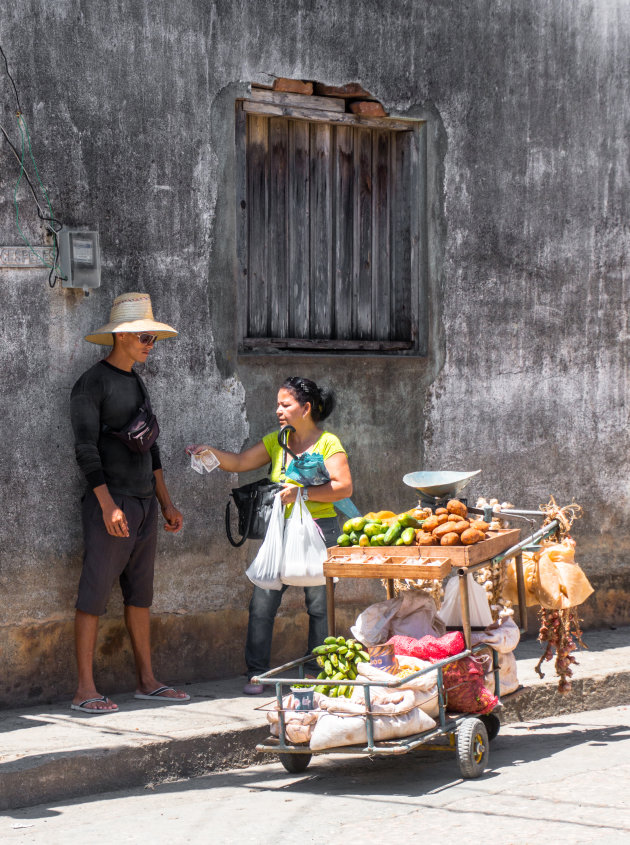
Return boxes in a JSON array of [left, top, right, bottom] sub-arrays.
[[136, 333, 158, 345]]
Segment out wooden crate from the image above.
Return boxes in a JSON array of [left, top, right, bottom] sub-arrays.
[[324, 553, 452, 580], [325, 528, 521, 570]]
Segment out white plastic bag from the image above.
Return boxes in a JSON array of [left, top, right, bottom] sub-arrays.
[[245, 493, 284, 590], [437, 574, 493, 628], [280, 489, 327, 587]]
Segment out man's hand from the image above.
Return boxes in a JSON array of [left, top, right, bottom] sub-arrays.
[[161, 503, 183, 533], [101, 502, 129, 537]]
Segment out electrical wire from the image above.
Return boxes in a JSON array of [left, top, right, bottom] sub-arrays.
[[1, 42, 65, 286], [0, 122, 56, 222], [0, 43, 21, 113]]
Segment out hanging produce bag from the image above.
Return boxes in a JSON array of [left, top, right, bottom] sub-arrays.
[[281, 488, 327, 587], [504, 539, 594, 609], [245, 493, 285, 590], [278, 428, 361, 519]]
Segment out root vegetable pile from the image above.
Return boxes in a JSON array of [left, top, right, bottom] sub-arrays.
[[415, 499, 490, 547]]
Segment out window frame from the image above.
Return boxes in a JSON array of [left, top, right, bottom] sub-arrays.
[[235, 92, 428, 356]]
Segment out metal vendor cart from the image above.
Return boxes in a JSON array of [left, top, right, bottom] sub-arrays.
[[253, 473, 562, 778]]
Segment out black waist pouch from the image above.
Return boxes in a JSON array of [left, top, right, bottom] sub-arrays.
[[103, 371, 159, 454]]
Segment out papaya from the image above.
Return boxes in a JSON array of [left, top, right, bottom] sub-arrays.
[[337, 534, 351, 546], [350, 517, 368, 532], [364, 522, 383, 537], [400, 514, 422, 529], [342, 519, 355, 535], [359, 533, 370, 547]]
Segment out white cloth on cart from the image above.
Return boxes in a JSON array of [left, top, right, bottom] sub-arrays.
[[350, 592, 445, 646]]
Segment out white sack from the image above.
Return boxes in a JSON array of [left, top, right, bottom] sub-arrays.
[[310, 705, 436, 751], [482, 651, 519, 696], [350, 592, 445, 646], [470, 617, 521, 696], [470, 617, 521, 654]]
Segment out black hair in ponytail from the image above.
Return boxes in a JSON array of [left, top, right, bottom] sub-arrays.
[[281, 377, 335, 423]]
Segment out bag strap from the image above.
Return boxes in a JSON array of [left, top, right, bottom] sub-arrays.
[[225, 495, 255, 547], [101, 370, 154, 436], [278, 425, 299, 473], [133, 371, 153, 414]]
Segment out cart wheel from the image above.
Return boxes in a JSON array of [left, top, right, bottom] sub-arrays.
[[480, 712, 501, 742], [278, 753, 312, 774], [456, 718, 489, 779]]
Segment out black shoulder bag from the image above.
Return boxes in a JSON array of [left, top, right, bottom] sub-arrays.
[[103, 372, 160, 454], [225, 478, 283, 547], [224, 426, 295, 547]]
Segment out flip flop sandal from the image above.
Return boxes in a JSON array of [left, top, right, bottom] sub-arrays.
[[134, 686, 191, 702], [70, 696, 118, 714]]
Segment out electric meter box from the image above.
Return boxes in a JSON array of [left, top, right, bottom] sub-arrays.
[[59, 228, 101, 290]]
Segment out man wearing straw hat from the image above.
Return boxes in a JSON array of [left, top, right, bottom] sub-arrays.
[[70, 292, 187, 713]]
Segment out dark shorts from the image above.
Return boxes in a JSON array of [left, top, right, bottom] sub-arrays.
[[76, 490, 158, 616]]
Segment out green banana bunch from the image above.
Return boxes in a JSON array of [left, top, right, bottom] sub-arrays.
[[311, 635, 369, 698]]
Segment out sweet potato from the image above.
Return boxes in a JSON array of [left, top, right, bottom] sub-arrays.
[[470, 519, 490, 532], [436, 507, 448, 516], [433, 521, 459, 539], [436, 513, 449, 525], [452, 520, 470, 535], [461, 527, 485, 545], [440, 532, 461, 546], [416, 531, 435, 546], [449, 514, 464, 523], [422, 515, 439, 532], [446, 499, 468, 518]]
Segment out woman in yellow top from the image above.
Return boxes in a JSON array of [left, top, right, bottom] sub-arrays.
[[188, 376, 353, 694]]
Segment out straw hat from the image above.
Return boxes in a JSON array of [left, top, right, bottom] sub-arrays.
[[85, 292, 178, 345]]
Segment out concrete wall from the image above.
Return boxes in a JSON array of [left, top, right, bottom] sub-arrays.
[[0, 0, 628, 706]]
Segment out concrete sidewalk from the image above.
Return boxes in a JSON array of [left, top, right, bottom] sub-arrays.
[[1, 626, 629, 811]]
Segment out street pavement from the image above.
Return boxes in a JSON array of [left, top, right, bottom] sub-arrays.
[[2, 705, 629, 845], [1, 626, 629, 812]]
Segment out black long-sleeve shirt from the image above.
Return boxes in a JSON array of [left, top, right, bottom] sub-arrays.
[[70, 360, 161, 498]]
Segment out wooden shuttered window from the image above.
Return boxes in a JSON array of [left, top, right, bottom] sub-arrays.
[[236, 99, 426, 354]]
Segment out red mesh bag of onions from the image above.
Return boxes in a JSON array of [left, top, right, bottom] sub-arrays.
[[442, 656, 498, 715], [388, 633, 497, 714], [388, 631, 466, 661]]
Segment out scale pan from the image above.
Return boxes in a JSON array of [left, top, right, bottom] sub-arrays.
[[402, 470, 481, 499]]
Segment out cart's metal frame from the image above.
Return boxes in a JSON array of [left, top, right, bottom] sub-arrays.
[[253, 511, 560, 773]]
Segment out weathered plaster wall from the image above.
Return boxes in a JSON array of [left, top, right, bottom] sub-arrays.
[[0, 0, 628, 706]]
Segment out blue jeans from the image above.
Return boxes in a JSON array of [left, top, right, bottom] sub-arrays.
[[245, 516, 339, 678]]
